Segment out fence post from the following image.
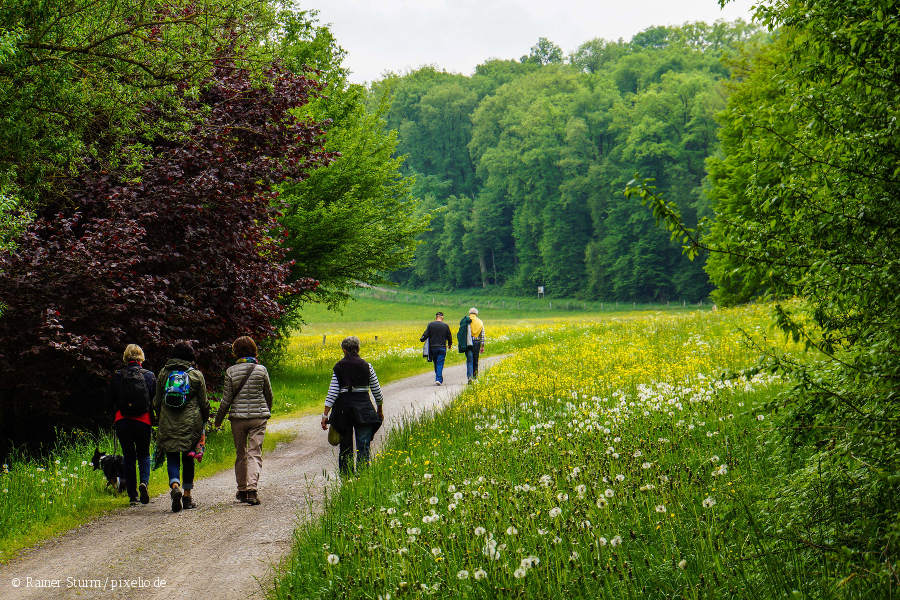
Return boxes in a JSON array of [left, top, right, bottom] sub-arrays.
[[322, 335, 326, 346]]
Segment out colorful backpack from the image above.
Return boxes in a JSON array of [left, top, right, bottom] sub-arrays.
[[163, 368, 193, 409]]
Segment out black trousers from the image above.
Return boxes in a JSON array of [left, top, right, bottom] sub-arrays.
[[114, 419, 151, 500], [330, 392, 382, 475]]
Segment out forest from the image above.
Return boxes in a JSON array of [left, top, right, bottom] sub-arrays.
[[376, 21, 760, 301]]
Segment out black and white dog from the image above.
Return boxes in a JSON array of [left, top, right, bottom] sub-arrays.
[[91, 448, 126, 494]]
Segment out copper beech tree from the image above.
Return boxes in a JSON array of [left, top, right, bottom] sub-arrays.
[[0, 61, 335, 436]]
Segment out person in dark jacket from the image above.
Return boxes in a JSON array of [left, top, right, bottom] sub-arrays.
[[420, 312, 453, 385], [214, 336, 273, 506], [320, 336, 384, 475], [153, 341, 209, 513], [108, 344, 155, 506]]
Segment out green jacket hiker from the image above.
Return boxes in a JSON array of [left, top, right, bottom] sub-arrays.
[[153, 358, 210, 453], [457, 314, 471, 353]]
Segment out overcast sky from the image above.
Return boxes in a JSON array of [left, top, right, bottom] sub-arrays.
[[297, 0, 759, 84]]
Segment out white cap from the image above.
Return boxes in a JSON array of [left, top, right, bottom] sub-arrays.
[[469, 307, 478, 314]]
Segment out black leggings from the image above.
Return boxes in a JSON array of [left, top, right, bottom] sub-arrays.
[[114, 419, 151, 500]]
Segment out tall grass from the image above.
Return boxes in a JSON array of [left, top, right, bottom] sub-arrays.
[[271, 307, 877, 599]]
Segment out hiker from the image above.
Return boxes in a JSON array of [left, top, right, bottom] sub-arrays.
[[458, 307, 486, 384], [320, 336, 384, 475], [108, 344, 155, 506], [153, 341, 210, 512], [213, 336, 272, 506], [420, 311, 453, 385]]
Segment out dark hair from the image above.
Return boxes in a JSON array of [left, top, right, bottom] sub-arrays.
[[341, 336, 360, 356], [172, 340, 195, 362], [435, 311, 444, 317], [232, 336, 257, 358]]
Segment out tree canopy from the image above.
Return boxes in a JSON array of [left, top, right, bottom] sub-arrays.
[[378, 21, 760, 300]]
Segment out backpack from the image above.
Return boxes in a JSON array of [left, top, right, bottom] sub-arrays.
[[164, 368, 193, 409], [117, 367, 151, 416]]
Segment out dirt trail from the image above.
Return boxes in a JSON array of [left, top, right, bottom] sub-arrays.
[[0, 356, 504, 599]]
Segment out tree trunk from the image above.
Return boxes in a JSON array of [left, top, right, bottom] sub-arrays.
[[479, 250, 488, 289], [491, 248, 498, 286]]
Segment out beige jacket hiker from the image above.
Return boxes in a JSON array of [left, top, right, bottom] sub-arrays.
[[215, 362, 273, 424]]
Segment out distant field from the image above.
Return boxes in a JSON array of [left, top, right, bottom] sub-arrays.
[[271, 292, 696, 418], [296, 288, 704, 326]]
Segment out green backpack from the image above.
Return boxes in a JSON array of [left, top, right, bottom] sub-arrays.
[[164, 368, 193, 409]]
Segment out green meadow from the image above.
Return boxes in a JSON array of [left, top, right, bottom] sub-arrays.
[[271, 305, 880, 599]]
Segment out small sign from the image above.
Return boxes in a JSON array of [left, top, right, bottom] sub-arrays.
[[537, 286, 544, 298]]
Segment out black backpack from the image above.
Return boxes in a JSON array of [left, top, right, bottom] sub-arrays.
[[116, 367, 151, 416]]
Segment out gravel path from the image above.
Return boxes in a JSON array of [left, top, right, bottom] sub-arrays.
[[0, 356, 503, 599]]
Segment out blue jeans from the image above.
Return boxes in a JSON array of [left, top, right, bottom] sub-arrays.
[[466, 341, 481, 380], [338, 424, 375, 475], [431, 347, 447, 383], [166, 452, 195, 490]]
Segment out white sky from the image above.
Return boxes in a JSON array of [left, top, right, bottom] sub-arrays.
[[297, 0, 759, 84]]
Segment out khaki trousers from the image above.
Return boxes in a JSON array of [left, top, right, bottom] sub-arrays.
[[231, 418, 267, 491]]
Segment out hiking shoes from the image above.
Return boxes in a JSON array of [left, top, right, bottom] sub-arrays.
[[182, 496, 197, 510], [138, 482, 149, 505], [236, 490, 247, 503], [435, 381, 442, 386], [170, 484, 183, 513], [245, 490, 260, 506], [129, 496, 140, 507]]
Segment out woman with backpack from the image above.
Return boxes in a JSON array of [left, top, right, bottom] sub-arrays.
[[213, 336, 273, 506], [153, 341, 209, 513], [108, 344, 156, 506]]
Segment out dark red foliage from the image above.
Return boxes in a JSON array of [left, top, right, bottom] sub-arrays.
[[0, 63, 335, 437]]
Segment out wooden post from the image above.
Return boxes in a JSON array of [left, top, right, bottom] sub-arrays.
[[322, 335, 326, 346], [374, 335, 378, 342]]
